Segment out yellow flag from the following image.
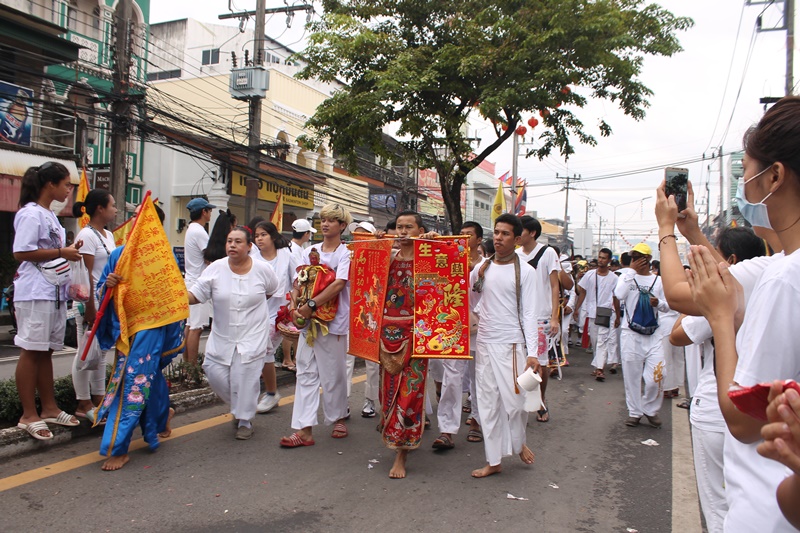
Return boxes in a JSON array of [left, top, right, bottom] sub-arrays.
[[112, 217, 134, 246], [491, 181, 506, 225], [270, 191, 284, 231], [113, 197, 189, 355], [76, 168, 91, 228]]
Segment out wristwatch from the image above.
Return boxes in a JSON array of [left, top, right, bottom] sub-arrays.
[[307, 299, 317, 311]]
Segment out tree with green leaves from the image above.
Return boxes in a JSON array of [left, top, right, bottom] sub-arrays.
[[297, 0, 692, 232]]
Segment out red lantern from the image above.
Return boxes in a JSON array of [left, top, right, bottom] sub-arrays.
[[515, 125, 527, 136], [539, 109, 550, 117], [555, 102, 561, 108], [561, 86, 571, 95], [501, 123, 508, 131], [527, 117, 539, 128]]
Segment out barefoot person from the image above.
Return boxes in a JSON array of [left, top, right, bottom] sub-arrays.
[[93, 204, 186, 470], [470, 214, 539, 478]]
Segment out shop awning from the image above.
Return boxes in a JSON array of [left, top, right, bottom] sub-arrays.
[[0, 147, 80, 214]]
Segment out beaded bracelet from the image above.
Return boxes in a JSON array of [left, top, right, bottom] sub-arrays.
[[658, 234, 677, 251]]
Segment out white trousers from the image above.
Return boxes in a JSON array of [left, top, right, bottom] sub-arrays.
[[292, 332, 348, 429], [620, 330, 665, 418], [475, 342, 529, 467], [437, 358, 468, 434], [663, 336, 686, 392], [684, 344, 703, 398], [72, 314, 108, 399], [561, 313, 571, 355], [346, 355, 380, 401], [691, 425, 727, 533], [589, 313, 618, 370], [467, 353, 481, 425], [609, 324, 621, 365], [203, 350, 263, 422]]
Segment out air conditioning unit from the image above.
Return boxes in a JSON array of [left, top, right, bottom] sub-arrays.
[[229, 66, 269, 100]]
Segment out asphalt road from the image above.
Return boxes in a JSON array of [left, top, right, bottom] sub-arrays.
[[0, 348, 700, 533]]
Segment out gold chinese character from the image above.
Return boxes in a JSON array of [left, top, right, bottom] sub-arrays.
[[443, 283, 465, 308], [435, 253, 448, 268], [450, 262, 464, 278], [418, 243, 432, 257]]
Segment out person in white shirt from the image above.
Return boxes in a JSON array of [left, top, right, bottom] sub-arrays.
[[280, 203, 352, 448], [677, 96, 800, 532], [516, 215, 565, 423], [575, 248, 618, 381], [13, 162, 84, 440], [470, 214, 539, 478], [183, 197, 215, 365], [650, 260, 683, 399], [253, 221, 300, 414], [460, 221, 485, 444], [188, 226, 279, 440], [613, 242, 670, 428], [289, 218, 316, 263], [71, 189, 118, 420]]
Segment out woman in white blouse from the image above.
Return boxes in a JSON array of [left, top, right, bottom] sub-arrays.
[[253, 220, 299, 413], [187, 227, 279, 440]]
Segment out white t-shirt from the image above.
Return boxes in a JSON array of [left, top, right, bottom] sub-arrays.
[[577, 269, 617, 318], [76, 226, 116, 288], [517, 243, 561, 320], [723, 250, 800, 533], [682, 316, 724, 432], [613, 272, 668, 332], [12, 203, 67, 302], [190, 257, 279, 365], [298, 242, 351, 336], [469, 256, 487, 345], [289, 241, 306, 264], [470, 260, 538, 358], [254, 247, 299, 322], [183, 222, 209, 283], [728, 253, 783, 304]]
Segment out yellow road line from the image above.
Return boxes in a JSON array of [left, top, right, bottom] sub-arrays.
[[0, 374, 367, 493]]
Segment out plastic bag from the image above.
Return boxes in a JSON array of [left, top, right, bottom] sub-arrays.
[[67, 258, 91, 302], [76, 329, 102, 371]]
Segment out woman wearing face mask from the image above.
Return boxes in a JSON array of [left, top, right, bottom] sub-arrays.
[[677, 96, 800, 532]]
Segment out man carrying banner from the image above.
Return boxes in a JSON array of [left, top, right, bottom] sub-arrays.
[[470, 213, 539, 478], [93, 201, 187, 471]]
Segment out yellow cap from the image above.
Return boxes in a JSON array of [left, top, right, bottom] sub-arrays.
[[631, 242, 652, 256]]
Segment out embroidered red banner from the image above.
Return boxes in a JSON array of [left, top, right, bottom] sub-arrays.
[[412, 237, 471, 359], [347, 239, 393, 363]]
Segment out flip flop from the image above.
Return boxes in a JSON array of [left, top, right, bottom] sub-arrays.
[[331, 422, 348, 439], [42, 411, 80, 427], [280, 433, 315, 448], [537, 407, 550, 423], [17, 420, 53, 440]]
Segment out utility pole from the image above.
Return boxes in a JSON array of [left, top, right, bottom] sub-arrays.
[[510, 131, 519, 213], [585, 199, 593, 228], [557, 173, 579, 250], [718, 147, 725, 229], [752, 0, 795, 97], [111, 0, 132, 226]]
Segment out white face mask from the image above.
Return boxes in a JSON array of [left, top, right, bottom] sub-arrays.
[[735, 166, 775, 229]]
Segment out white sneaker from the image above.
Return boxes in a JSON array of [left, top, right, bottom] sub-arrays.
[[361, 399, 376, 418], [256, 392, 281, 413]]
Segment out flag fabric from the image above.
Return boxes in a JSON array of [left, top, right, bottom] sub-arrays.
[[514, 179, 527, 216], [112, 197, 189, 355], [76, 168, 91, 228], [491, 181, 506, 225], [497, 171, 513, 186], [270, 192, 284, 231], [112, 216, 134, 246]]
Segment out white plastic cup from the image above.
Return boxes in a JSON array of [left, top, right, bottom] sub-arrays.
[[516, 367, 542, 392]]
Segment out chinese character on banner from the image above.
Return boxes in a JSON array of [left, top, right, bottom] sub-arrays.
[[412, 237, 470, 359], [347, 239, 392, 363]]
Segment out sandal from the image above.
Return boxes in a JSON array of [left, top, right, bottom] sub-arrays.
[[283, 363, 297, 372], [462, 397, 472, 413], [466, 428, 483, 443], [595, 371, 606, 382], [537, 407, 550, 423], [43, 411, 80, 427], [279, 432, 315, 448], [677, 398, 691, 410], [331, 422, 348, 439], [17, 420, 53, 441], [432, 434, 455, 449]]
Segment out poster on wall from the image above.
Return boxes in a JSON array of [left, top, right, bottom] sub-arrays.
[[0, 81, 33, 147]]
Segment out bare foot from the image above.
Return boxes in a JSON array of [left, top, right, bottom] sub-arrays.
[[101, 454, 130, 471], [158, 407, 175, 439], [389, 449, 408, 479], [472, 464, 502, 478], [519, 445, 535, 464]]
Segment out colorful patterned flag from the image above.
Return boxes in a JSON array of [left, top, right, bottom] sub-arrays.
[[412, 237, 470, 360], [491, 181, 506, 225], [347, 239, 393, 363], [514, 179, 527, 216], [76, 168, 90, 228], [497, 170, 513, 185], [270, 192, 284, 231], [112, 197, 189, 355]]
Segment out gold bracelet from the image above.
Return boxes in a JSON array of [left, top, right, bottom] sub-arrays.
[[658, 234, 677, 251]]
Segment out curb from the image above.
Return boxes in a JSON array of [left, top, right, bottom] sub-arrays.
[[0, 365, 305, 460]]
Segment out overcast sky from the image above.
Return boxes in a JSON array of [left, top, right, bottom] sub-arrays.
[[151, 1, 791, 245]]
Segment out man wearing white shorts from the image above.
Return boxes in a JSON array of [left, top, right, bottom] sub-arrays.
[[183, 197, 214, 364]]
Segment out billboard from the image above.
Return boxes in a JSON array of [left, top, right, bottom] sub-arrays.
[[573, 227, 594, 258], [0, 81, 33, 147]]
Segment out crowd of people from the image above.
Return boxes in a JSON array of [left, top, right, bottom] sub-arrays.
[[10, 97, 800, 531]]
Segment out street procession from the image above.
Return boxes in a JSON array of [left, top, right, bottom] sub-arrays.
[[1, 1, 800, 532]]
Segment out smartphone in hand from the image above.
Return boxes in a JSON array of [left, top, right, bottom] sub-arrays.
[[665, 167, 689, 212]]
